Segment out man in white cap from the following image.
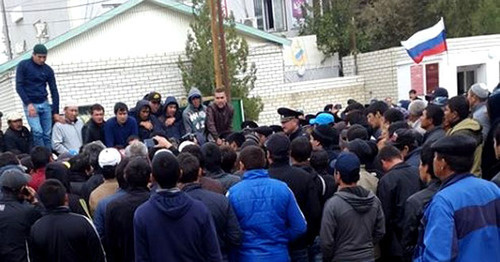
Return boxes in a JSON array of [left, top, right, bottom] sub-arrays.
[[4, 112, 33, 154], [89, 148, 122, 215], [51, 100, 83, 155], [467, 83, 490, 140]]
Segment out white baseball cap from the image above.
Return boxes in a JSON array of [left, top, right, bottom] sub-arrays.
[[98, 148, 122, 168]]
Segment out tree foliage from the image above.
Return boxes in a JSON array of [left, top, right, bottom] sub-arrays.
[[300, 0, 500, 57], [178, 0, 262, 121]]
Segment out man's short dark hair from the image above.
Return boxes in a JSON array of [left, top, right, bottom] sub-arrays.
[[201, 143, 222, 172], [81, 142, 105, 170], [152, 152, 180, 189], [365, 101, 389, 116], [226, 132, 246, 148], [115, 157, 130, 189], [220, 146, 237, 173], [90, 104, 104, 114], [69, 153, 91, 173], [291, 137, 312, 162], [114, 102, 128, 115], [388, 121, 410, 137], [495, 125, 500, 144], [409, 89, 417, 95], [182, 145, 205, 168], [20, 156, 34, 174], [0, 152, 19, 168], [378, 145, 402, 162], [420, 144, 436, 179], [344, 103, 365, 114], [345, 110, 368, 127], [125, 157, 151, 189], [30, 146, 51, 169], [383, 108, 405, 124], [102, 166, 117, 180], [436, 153, 473, 174], [38, 179, 66, 210], [346, 124, 369, 141], [214, 87, 225, 94], [239, 146, 265, 170], [447, 96, 470, 121], [310, 149, 329, 174], [178, 153, 200, 183], [424, 104, 444, 126]]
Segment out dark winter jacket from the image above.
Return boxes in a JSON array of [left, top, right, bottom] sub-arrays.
[[0, 131, 4, 152], [16, 58, 59, 114], [294, 163, 336, 207], [159, 96, 185, 141], [482, 92, 500, 180], [320, 186, 385, 262], [401, 179, 440, 260], [205, 168, 240, 191], [0, 194, 42, 262], [105, 188, 150, 262], [200, 176, 226, 195], [131, 100, 165, 140], [182, 87, 207, 135], [376, 162, 421, 258], [269, 161, 322, 250], [29, 206, 106, 262], [205, 102, 233, 140], [4, 126, 32, 154], [82, 119, 105, 144], [183, 183, 241, 257], [289, 126, 308, 142], [422, 126, 445, 146], [227, 169, 307, 261], [404, 147, 422, 168], [103, 116, 138, 148], [134, 189, 222, 262]]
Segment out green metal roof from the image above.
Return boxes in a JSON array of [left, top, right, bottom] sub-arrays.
[[0, 0, 291, 74]]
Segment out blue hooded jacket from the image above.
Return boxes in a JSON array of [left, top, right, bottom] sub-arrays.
[[227, 169, 307, 261], [159, 96, 185, 141], [130, 100, 165, 140]]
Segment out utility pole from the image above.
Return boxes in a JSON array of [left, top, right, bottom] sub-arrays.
[[1, 0, 12, 60], [216, 0, 230, 100], [209, 0, 223, 90]]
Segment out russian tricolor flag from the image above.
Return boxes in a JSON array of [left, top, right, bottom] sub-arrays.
[[401, 18, 447, 64]]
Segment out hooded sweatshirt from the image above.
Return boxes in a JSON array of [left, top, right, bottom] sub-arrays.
[[131, 100, 165, 140], [447, 118, 483, 176], [320, 186, 385, 262], [134, 190, 222, 262], [159, 96, 185, 140], [182, 88, 207, 134]]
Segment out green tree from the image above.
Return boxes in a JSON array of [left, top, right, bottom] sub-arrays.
[[178, 0, 262, 121]]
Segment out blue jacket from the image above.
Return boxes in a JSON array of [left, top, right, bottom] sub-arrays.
[[103, 116, 138, 148], [227, 169, 307, 262], [134, 190, 222, 262], [159, 96, 185, 141], [130, 100, 165, 140], [414, 174, 500, 262], [16, 58, 60, 114]]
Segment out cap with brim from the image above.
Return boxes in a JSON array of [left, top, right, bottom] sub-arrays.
[[241, 120, 258, 129], [146, 92, 162, 102], [334, 152, 360, 176], [425, 87, 449, 101], [265, 133, 290, 157], [431, 135, 477, 157], [278, 107, 302, 123], [0, 168, 31, 190], [253, 126, 273, 137], [269, 125, 283, 133], [6, 112, 23, 122], [310, 113, 334, 125]]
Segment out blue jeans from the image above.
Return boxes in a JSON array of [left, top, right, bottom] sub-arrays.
[[23, 101, 52, 149]]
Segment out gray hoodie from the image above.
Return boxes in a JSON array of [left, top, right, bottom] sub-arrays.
[[182, 87, 207, 134], [52, 119, 83, 155], [320, 186, 385, 262]]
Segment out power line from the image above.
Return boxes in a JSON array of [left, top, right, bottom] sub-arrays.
[[4, 0, 111, 13]]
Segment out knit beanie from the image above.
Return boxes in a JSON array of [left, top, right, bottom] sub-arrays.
[[33, 44, 48, 55]]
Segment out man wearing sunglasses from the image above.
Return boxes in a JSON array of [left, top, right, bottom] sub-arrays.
[[15, 44, 62, 150]]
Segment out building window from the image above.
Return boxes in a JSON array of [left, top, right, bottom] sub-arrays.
[[457, 64, 481, 95], [254, 0, 286, 32]]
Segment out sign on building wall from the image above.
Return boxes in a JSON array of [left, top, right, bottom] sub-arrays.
[[425, 63, 439, 94]]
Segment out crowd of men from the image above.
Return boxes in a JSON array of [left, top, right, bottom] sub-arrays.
[[0, 44, 499, 262]]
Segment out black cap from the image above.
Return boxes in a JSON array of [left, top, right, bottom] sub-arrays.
[[277, 107, 302, 123], [431, 135, 477, 157], [425, 87, 449, 101], [390, 129, 417, 148], [312, 125, 337, 143], [145, 92, 162, 103], [265, 133, 290, 157], [241, 120, 258, 129], [253, 126, 273, 137], [270, 125, 284, 133]]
